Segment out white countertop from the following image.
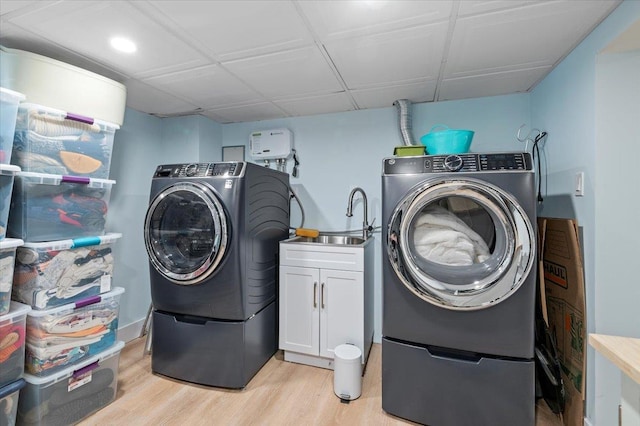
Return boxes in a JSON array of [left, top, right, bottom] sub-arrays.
[[589, 334, 640, 384]]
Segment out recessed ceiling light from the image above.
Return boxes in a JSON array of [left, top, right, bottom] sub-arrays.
[[359, 1, 386, 9], [110, 37, 137, 54]]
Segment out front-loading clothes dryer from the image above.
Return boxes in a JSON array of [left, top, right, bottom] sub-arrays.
[[381, 152, 537, 426], [144, 161, 290, 388]]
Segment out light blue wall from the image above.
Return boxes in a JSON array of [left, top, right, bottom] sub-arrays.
[[197, 115, 223, 162], [223, 94, 530, 342], [110, 93, 529, 342], [108, 4, 638, 423], [108, 111, 222, 334], [106, 108, 162, 332], [595, 47, 640, 426], [530, 1, 640, 424]]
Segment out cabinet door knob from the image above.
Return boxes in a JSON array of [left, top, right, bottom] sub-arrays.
[[313, 282, 318, 308], [321, 283, 325, 309]]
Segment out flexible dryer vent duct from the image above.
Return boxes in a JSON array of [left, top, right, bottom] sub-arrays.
[[393, 99, 416, 146]]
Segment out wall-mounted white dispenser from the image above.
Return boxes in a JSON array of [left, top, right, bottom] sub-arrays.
[[250, 128, 293, 160]]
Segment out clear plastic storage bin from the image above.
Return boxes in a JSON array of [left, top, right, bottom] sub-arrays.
[[0, 301, 31, 388], [24, 287, 123, 376], [13, 233, 122, 310], [0, 87, 25, 165], [17, 341, 124, 426], [1, 164, 20, 240], [11, 103, 119, 179], [7, 171, 115, 242], [0, 238, 24, 315], [0, 378, 25, 426]]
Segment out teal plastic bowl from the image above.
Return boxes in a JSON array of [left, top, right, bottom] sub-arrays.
[[420, 125, 474, 155]]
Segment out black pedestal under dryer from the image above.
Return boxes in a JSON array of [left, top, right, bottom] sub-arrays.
[[381, 152, 537, 426], [144, 162, 290, 388]]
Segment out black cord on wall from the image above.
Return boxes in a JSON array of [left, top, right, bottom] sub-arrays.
[[532, 131, 547, 204]]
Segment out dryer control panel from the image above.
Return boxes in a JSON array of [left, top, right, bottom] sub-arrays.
[[383, 152, 532, 175], [153, 162, 245, 178]]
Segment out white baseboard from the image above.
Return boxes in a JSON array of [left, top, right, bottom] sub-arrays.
[[118, 318, 147, 343]]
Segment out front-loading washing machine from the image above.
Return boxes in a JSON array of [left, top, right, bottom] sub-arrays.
[[381, 152, 537, 425], [144, 161, 290, 388]]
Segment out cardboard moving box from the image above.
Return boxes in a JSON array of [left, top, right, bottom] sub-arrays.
[[538, 217, 586, 426]]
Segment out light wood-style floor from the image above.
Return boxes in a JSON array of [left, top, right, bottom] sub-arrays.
[[78, 338, 564, 425]]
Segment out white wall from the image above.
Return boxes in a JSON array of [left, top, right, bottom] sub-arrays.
[[530, 1, 640, 424]]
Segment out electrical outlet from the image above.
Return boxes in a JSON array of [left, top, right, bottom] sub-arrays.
[[575, 172, 584, 197]]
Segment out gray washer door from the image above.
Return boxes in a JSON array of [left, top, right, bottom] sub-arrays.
[[387, 177, 535, 310], [144, 181, 229, 285]]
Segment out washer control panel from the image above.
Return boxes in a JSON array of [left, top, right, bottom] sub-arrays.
[[384, 152, 532, 175], [154, 162, 245, 178]]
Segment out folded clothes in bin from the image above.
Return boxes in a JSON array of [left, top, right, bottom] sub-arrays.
[[11, 104, 118, 179], [24, 287, 123, 376], [0, 302, 31, 388], [8, 172, 114, 242], [13, 234, 120, 310]]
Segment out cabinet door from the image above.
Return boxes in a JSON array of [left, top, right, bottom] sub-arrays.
[[319, 269, 363, 360], [279, 265, 320, 356]]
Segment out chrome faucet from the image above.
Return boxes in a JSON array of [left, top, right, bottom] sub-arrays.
[[346, 187, 370, 240]]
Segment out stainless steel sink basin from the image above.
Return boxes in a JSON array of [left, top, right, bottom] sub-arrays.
[[288, 234, 366, 246]]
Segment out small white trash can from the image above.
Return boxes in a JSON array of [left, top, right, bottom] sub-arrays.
[[333, 344, 362, 401]]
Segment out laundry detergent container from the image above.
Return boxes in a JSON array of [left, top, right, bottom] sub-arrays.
[[0, 238, 24, 315], [24, 287, 123, 376], [17, 340, 124, 426], [0, 87, 25, 165], [12, 233, 121, 310], [7, 171, 115, 242], [1, 164, 20, 240], [0, 301, 31, 388], [0, 378, 25, 426], [11, 103, 119, 179]]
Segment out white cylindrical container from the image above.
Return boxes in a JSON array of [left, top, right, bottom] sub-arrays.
[[333, 344, 362, 401]]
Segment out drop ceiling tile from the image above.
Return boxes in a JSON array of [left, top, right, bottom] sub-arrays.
[[125, 79, 200, 116], [145, 0, 313, 61], [438, 66, 551, 101], [324, 23, 447, 89], [274, 92, 355, 117], [351, 80, 436, 109], [457, 1, 539, 17], [446, 1, 621, 77], [143, 65, 263, 109], [298, 0, 452, 41], [6, 0, 209, 78], [223, 46, 343, 98], [0, 1, 54, 16], [205, 102, 287, 124], [199, 110, 229, 124]]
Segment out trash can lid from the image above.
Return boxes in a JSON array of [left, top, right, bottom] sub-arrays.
[[334, 344, 361, 361]]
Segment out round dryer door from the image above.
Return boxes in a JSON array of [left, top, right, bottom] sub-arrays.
[[387, 177, 535, 310], [144, 182, 229, 285]]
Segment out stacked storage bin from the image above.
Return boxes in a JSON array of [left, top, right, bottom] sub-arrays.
[[8, 104, 117, 241], [4, 102, 125, 425], [0, 303, 30, 426], [1, 87, 29, 426]]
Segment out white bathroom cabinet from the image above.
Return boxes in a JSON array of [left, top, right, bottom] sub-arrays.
[[278, 237, 374, 370]]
